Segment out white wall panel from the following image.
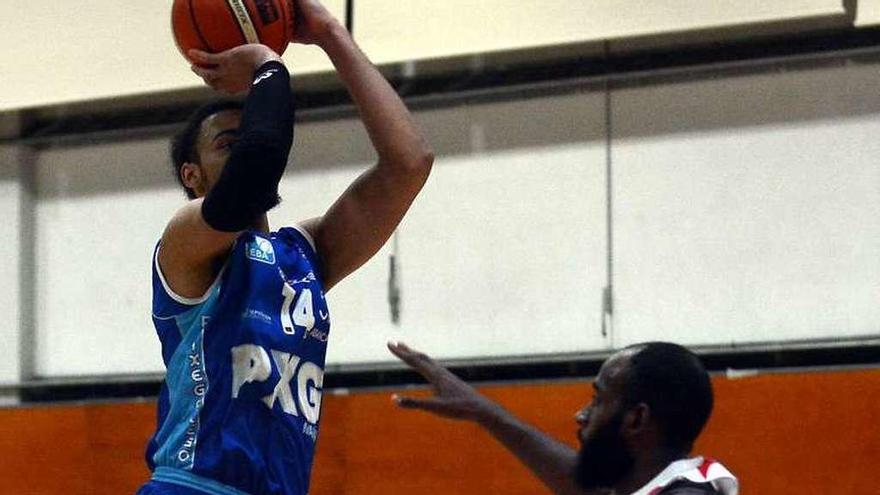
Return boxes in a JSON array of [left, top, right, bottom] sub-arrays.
[[393, 93, 609, 360], [856, 0, 880, 26], [33, 138, 176, 376], [255, 94, 611, 365], [0, 148, 22, 384], [275, 99, 609, 365], [0, 1, 344, 112], [31, 60, 880, 376], [612, 64, 880, 348], [357, 0, 845, 65]]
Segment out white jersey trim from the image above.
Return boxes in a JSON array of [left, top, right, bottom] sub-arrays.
[[289, 223, 318, 253], [155, 244, 227, 306], [630, 457, 739, 495]]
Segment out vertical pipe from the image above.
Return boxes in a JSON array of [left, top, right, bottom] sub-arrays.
[[18, 146, 37, 386], [388, 232, 401, 325], [345, 0, 354, 34], [602, 41, 615, 345]]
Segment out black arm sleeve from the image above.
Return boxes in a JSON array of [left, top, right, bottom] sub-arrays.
[[201, 60, 294, 232]]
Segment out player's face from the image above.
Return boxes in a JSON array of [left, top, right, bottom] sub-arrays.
[[192, 109, 243, 197], [575, 352, 631, 445], [573, 352, 636, 489]]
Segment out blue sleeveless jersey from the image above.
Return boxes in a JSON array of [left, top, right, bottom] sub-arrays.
[[145, 226, 330, 495]]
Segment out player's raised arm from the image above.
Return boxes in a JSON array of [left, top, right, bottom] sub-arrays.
[[159, 44, 293, 299], [293, 0, 434, 291]]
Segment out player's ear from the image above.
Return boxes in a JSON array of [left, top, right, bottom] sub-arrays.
[[180, 162, 205, 196], [623, 402, 651, 436]]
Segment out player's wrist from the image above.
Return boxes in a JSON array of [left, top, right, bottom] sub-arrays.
[[251, 45, 284, 71], [314, 19, 348, 50], [473, 399, 507, 429]]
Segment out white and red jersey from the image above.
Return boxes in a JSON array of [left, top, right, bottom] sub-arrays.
[[631, 457, 739, 495]]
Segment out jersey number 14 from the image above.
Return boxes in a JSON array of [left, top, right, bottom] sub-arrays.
[[280, 282, 314, 336]]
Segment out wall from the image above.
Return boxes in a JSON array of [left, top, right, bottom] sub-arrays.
[[857, 0, 880, 25], [358, 0, 847, 65], [0, 1, 850, 111], [612, 63, 880, 347], [21, 59, 880, 377], [0, 367, 877, 494], [0, 146, 22, 384], [33, 137, 176, 376], [23, 88, 610, 376], [2, 58, 880, 378], [0, 0, 346, 112]]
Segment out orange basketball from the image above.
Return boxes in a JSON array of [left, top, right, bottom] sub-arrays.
[[172, 0, 295, 63]]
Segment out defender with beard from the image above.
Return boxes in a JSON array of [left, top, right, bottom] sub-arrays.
[[388, 341, 738, 495]]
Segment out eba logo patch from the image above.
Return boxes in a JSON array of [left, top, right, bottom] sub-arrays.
[[246, 238, 276, 265]]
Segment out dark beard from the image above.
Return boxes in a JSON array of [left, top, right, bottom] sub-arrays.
[[574, 411, 635, 490]]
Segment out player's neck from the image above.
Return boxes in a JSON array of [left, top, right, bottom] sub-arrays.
[[254, 214, 270, 234], [613, 451, 683, 494]]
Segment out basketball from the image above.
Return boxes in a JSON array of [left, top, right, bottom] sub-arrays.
[[172, 0, 295, 63]]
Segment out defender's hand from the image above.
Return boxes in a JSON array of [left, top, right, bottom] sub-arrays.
[[388, 341, 502, 424], [291, 0, 343, 46], [190, 45, 283, 95]]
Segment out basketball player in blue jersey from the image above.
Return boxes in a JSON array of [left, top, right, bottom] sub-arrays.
[[137, 1, 433, 494]]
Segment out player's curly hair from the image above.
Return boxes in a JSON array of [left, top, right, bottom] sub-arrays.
[[622, 342, 714, 453], [170, 100, 244, 199]]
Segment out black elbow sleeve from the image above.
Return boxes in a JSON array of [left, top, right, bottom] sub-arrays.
[[202, 61, 294, 232]]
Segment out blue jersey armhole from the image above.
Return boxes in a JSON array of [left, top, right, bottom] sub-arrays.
[[152, 241, 229, 319], [276, 224, 325, 281]]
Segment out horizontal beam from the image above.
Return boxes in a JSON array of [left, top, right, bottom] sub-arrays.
[[4, 339, 878, 404], [8, 26, 880, 148]]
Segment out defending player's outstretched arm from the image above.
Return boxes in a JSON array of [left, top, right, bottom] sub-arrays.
[[292, 0, 434, 291], [388, 342, 596, 495]]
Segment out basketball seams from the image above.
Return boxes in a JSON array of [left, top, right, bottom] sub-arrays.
[[187, 0, 215, 52], [280, 0, 293, 44], [172, 0, 291, 60], [223, 0, 251, 46], [225, 0, 260, 45], [243, 0, 260, 29], [278, 0, 296, 48]]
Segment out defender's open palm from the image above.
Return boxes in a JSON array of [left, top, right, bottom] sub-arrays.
[[190, 44, 282, 94], [388, 342, 501, 424]]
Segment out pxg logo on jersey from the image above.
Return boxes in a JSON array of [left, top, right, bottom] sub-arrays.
[[246, 237, 276, 265]]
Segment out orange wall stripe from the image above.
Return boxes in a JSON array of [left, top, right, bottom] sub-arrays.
[[0, 369, 877, 494]]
